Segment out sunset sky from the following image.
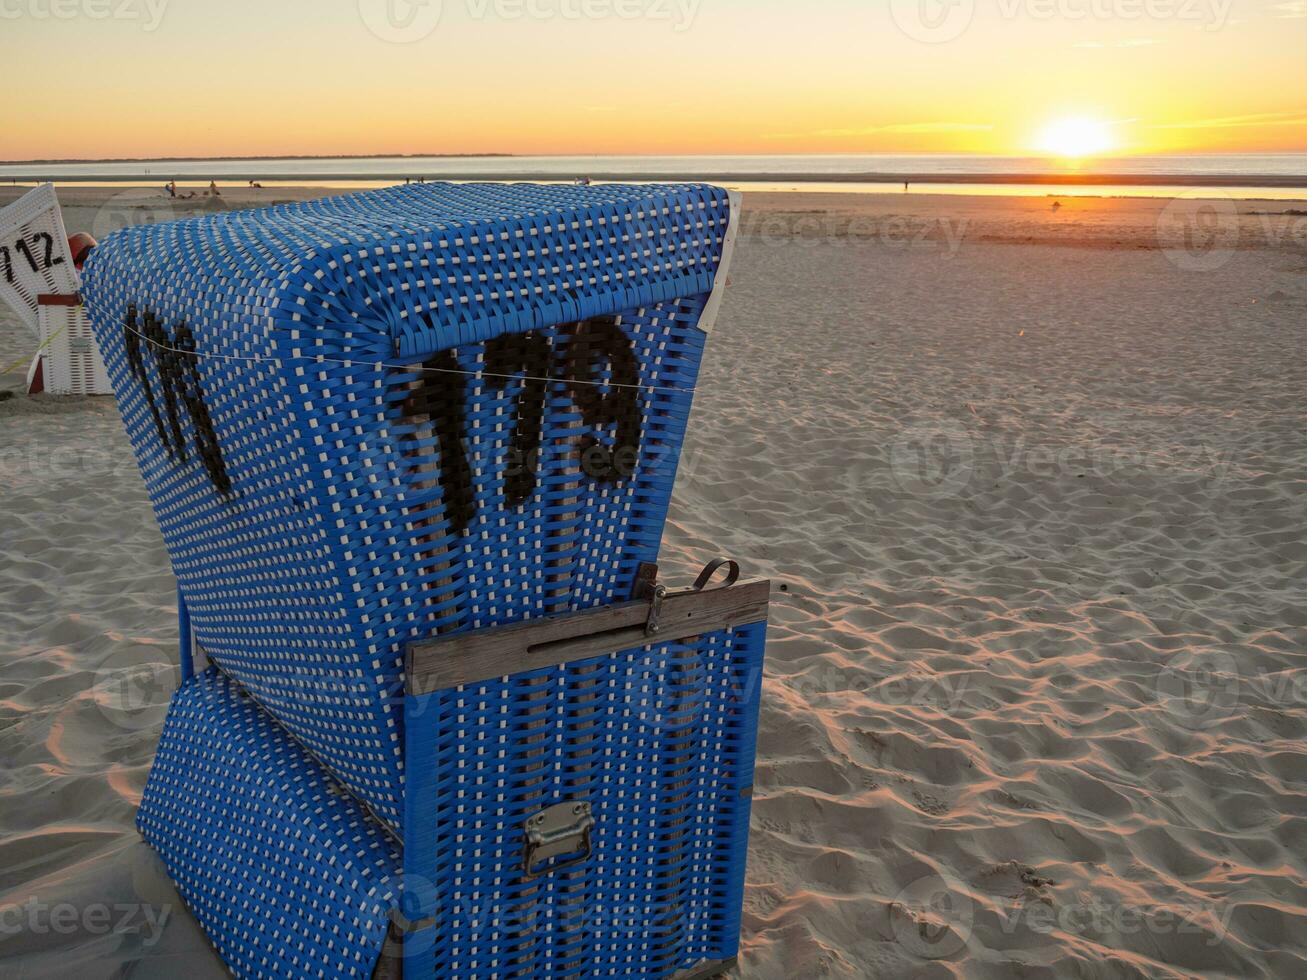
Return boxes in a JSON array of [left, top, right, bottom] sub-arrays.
[[3, 0, 1306, 160]]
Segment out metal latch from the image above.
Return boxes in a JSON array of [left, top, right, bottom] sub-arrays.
[[645, 583, 667, 636], [645, 557, 741, 637], [523, 800, 595, 879]]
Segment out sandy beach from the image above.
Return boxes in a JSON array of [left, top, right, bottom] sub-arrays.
[[3, 185, 1307, 978]]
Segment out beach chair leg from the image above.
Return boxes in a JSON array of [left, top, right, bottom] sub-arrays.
[[177, 589, 193, 681], [370, 918, 405, 980], [396, 689, 440, 976]]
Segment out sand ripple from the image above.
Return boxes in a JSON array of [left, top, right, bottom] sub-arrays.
[[662, 232, 1307, 978]]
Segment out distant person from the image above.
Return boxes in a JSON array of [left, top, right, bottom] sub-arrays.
[[209, 180, 221, 197], [904, 181, 909, 192], [165, 180, 177, 198]]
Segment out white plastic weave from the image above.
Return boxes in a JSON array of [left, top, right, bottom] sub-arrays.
[[0, 183, 78, 335], [38, 303, 112, 395]]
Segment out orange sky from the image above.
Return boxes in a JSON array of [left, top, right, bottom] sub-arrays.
[[3, 0, 1306, 160]]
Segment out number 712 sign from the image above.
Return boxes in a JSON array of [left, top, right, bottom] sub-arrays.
[[0, 231, 65, 285], [0, 184, 83, 334]]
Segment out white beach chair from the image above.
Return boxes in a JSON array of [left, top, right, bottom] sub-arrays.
[[0, 183, 112, 395]]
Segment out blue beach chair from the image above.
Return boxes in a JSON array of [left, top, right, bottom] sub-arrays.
[[81, 182, 766, 979]]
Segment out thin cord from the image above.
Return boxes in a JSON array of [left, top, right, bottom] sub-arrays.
[[1, 320, 68, 376], [114, 315, 695, 395]]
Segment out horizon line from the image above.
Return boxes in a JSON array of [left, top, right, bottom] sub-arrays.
[[5, 149, 1307, 167]]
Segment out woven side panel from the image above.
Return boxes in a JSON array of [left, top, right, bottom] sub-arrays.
[[407, 622, 766, 980], [80, 221, 407, 822], [137, 668, 403, 979]]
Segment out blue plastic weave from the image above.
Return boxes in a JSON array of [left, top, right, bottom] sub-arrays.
[[400, 621, 766, 979], [81, 182, 734, 828], [136, 666, 403, 979], [137, 620, 765, 979]]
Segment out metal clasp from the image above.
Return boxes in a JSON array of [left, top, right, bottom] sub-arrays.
[[645, 583, 667, 636], [644, 557, 739, 637], [523, 800, 595, 879]]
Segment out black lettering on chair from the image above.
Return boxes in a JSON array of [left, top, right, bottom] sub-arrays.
[[37, 233, 65, 270], [144, 309, 188, 462], [4, 233, 66, 280], [562, 319, 642, 482], [13, 237, 40, 273], [402, 349, 475, 534], [484, 331, 551, 506], [124, 305, 171, 455], [122, 304, 233, 498], [398, 321, 648, 534], [174, 322, 232, 497]]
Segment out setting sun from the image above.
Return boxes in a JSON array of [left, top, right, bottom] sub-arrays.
[[1036, 117, 1116, 158]]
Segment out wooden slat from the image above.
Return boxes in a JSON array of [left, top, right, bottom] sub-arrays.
[[37, 293, 81, 306], [406, 580, 770, 695]]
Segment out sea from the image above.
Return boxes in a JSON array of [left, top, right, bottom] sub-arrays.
[[4, 154, 1306, 199]]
